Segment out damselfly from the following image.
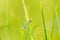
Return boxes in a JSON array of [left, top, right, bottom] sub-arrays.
[[22, 19, 32, 31]]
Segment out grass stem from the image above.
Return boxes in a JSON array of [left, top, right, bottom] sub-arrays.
[[41, 10, 48, 40]]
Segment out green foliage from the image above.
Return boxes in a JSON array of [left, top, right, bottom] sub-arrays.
[[0, 0, 60, 40]]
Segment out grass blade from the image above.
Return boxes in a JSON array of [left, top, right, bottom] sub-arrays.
[[41, 10, 48, 40]]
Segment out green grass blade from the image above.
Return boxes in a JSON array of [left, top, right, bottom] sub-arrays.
[[42, 10, 48, 40]]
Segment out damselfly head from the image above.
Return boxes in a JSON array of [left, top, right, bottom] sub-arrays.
[[29, 18, 32, 23]]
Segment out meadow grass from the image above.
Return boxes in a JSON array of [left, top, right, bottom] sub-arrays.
[[0, 0, 60, 40]]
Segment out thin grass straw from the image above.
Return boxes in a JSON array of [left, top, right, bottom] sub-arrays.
[[32, 24, 39, 33], [22, 0, 34, 40], [5, 0, 12, 40], [22, 0, 29, 21], [42, 10, 48, 40], [50, 21, 55, 39], [40, 1, 48, 40], [50, 0, 60, 39], [50, 0, 59, 27]]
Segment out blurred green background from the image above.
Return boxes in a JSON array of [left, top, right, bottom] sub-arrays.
[[0, 0, 60, 40]]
